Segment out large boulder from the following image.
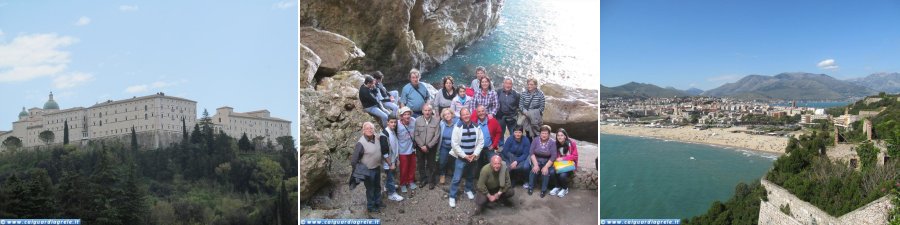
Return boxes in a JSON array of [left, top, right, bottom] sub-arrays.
[[300, 27, 365, 79], [300, 44, 321, 89], [299, 70, 374, 202], [541, 83, 598, 142], [300, 0, 503, 84]]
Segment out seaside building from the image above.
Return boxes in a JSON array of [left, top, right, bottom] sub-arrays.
[[0, 92, 291, 151]]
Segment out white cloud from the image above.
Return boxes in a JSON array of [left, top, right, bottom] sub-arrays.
[[817, 59, 838, 70], [125, 85, 148, 93], [0, 33, 78, 82], [75, 16, 91, 26], [53, 72, 94, 89], [273, 0, 297, 9], [119, 5, 139, 11]]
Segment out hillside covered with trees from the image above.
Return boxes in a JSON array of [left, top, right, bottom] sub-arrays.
[[0, 116, 298, 225]]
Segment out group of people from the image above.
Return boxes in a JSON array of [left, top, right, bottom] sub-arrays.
[[352, 67, 578, 215]]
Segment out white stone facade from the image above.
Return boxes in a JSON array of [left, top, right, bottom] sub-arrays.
[[1, 92, 292, 150], [211, 107, 291, 145]]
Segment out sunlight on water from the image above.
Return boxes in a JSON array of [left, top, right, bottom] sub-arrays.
[[422, 0, 599, 90]]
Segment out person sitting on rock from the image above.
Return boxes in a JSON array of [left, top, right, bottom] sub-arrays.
[[359, 75, 389, 128], [372, 71, 399, 117], [528, 125, 557, 198], [550, 128, 578, 198], [474, 155, 515, 215], [396, 107, 418, 192], [451, 85, 474, 118], [502, 126, 532, 188], [519, 78, 545, 139], [380, 115, 404, 202], [400, 68, 430, 118], [437, 108, 460, 185], [350, 122, 384, 213], [433, 76, 457, 116], [449, 108, 484, 208]]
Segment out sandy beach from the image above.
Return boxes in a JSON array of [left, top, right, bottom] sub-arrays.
[[600, 125, 789, 154]]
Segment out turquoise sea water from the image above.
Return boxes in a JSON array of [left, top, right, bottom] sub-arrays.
[[600, 134, 777, 219], [421, 0, 599, 90]]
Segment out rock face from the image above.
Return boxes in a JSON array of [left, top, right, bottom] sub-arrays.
[[299, 44, 321, 89], [299, 27, 365, 80], [541, 83, 598, 142], [299, 71, 373, 202], [300, 0, 503, 84]]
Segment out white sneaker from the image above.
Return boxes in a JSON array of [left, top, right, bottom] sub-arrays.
[[449, 198, 457, 208], [389, 193, 405, 201], [466, 191, 475, 200], [549, 187, 561, 196], [410, 183, 417, 190], [523, 183, 531, 189], [401, 186, 408, 193], [557, 189, 568, 198]]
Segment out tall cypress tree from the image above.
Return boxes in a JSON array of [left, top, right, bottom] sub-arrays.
[[63, 120, 70, 145], [131, 126, 138, 151], [181, 117, 188, 143]]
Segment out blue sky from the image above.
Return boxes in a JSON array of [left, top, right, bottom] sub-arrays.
[[601, 0, 900, 90], [0, 1, 299, 138]]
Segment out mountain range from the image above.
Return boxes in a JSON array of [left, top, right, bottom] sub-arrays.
[[603, 72, 900, 100], [600, 82, 695, 98]]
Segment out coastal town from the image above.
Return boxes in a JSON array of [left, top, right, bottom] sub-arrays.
[[599, 96, 890, 154]]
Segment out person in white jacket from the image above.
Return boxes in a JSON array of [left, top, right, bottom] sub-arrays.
[[448, 108, 484, 208], [380, 116, 404, 202]]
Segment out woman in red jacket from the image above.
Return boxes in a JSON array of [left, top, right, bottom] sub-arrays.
[[551, 128, 578, 198]]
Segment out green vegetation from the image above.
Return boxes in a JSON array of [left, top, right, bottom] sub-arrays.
[[682, 182, 768, 225], [2, 136, 22, 151], [0, 121, 298, 225], [686, 119, 898, 223], [38, 130, 54, 146]]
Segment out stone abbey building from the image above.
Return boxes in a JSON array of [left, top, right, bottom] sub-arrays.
[[0, 92, 291, 150]]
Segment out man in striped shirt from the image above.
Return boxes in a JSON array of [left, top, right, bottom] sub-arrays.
[[519, 78, 545, 139], [448, 108, 484, 208]]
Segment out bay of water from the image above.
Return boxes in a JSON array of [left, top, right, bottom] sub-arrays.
[[600, 134, 777, 219], [421, 0, 599, 90]]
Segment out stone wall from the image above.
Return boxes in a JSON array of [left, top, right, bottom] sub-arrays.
[[758, 179, 893, 225]]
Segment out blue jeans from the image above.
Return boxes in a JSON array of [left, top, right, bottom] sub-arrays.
[[363, 168, 382, 210], [384, 168, 397, 195], [450, 156, 477, 199], [509, 159, 531, 184], [496, 115, 517, 142], [529, 158, 555, 192], [364, 106, 388, 128], [383, 102, 399, 117], [438, 146, 452, 176]]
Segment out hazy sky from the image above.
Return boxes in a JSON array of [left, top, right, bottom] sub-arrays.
[[0, 0, 299, 137], [601, 0, 900, 90]]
